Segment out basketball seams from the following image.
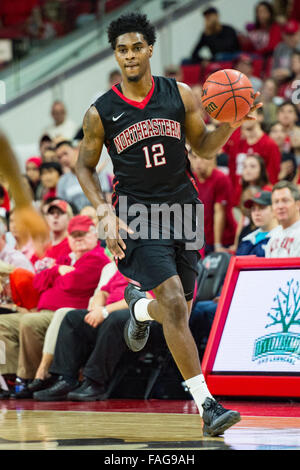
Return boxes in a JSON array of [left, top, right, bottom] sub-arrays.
[[213, 95, 252, 120], [202, 86, 253, 104], [202, 69, 254, 122], [223, 69, 238, 122]]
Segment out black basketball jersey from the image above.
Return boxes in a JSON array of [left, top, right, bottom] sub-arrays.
[[93, 76, 198, 206]]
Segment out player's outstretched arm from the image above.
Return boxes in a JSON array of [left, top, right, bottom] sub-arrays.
[[178, 82, 262, 160]]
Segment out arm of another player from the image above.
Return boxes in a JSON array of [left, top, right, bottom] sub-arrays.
[[0, 131, 49, 247], [75, 106, 132, 259], [177, 82, 262, 160]]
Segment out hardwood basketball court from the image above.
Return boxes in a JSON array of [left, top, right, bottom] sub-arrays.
[[0, 398, 299, 451]]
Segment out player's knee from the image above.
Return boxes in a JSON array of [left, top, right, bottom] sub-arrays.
[[159, 292, 188, 325]]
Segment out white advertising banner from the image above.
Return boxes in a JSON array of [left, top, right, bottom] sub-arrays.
[[212, 269, 300, 374]]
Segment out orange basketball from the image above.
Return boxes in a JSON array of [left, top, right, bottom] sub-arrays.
[[201, 69, 255, 123]]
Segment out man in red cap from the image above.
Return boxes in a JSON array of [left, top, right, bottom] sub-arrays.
[[0, 215, 110, 396], [272, 19, 300, 82], [31, 199, 73, 270]]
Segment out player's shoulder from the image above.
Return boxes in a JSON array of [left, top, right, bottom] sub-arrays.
[[93, 87, 115, 107]]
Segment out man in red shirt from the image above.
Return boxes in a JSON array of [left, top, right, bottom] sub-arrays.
[[188, 149, 237, 254], [0, 215, 110, 384], [227, 113, 281, 205], [31, 199, 72, 270]]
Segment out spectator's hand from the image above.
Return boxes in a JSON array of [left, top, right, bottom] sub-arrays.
[[84, 307, 106, 328], [58, 265, 75, 276], [228, 92, 263, 129]]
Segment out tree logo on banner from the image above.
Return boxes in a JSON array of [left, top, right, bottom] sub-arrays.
[[253, 279, 300, 364]]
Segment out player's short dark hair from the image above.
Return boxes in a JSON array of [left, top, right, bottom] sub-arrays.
[[107, 13, 156, 49]]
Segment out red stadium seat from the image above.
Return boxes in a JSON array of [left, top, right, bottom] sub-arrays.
[[180, 64, 201, 86]]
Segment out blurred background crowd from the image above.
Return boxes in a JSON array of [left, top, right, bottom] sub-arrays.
[[1, 0, 300, 401]]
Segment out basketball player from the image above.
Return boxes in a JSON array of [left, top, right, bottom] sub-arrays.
[[0, 131, 49, 247], [76, 13, 262, 436]]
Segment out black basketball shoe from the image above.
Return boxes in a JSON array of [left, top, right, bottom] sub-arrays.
[[202, 397, 241, 437], [124, 284, 151, 352]]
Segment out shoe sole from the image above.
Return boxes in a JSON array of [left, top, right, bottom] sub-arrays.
[[203, 411, 241, 437]]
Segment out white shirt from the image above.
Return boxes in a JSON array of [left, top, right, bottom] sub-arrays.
[[264, 219, 300, 258], [44, 119, 78, 141]]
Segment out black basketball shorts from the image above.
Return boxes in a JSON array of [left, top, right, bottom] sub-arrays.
[[117, 240, 200, 301]]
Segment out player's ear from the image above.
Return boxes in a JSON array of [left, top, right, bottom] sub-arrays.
[[148, 45, 153, 58]]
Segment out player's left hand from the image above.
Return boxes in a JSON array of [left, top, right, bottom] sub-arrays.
[[228, 92, 263, 129], [13, 205, 49, 256]]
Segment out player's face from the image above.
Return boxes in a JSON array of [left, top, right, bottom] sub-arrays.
[[114, 32, 153, 82]]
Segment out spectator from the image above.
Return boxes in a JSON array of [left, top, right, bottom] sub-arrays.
[[236, 190, 278, 256], [269, 121, 298, 182], [25, 156, 43, 200], [12, 255, 118, 398], [278, 50, 300, 100], [55, 140, 99, 212], [190, 6, 240, 63], [0, 215, 110, 390], [272, 19, 300, 83], [229, 111, 281, 205], [164, 64, 183, 81], [31, 199, 72, 270], [0, 219, 34, 273], [44, 101, 77, 141], [260, 78, 281, 127], [235, 153, 272, 207], [8, 210, 36, 263], [269, 121, 292, 154], [230, 155, 272, 251], [33, 269, 130, 401], [39, 161, 63, 201], [188, 149, 237, 254], [265, 180, 300, 256], [246, 1, 282, 59], [43, 147, 59, 163], [80, 205, 99, 226], [39, 134, 54, 160], [277, 101, 300, 151], [234, 53, 263, 92]]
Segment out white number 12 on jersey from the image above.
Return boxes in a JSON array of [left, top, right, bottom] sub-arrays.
[[142, 144, 166, 168]]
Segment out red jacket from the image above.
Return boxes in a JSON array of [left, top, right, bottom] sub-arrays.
[[33, 244, 110, 311]]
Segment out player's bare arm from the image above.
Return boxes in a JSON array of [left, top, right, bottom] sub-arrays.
[[76, 106, 107, 208], [178, 82, 262, 160], [75, 106, 132, 259]]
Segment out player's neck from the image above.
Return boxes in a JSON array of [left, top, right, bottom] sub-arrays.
[[120, 71, 153, 102]]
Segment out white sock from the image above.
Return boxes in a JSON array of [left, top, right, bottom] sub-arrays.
[[134, 298, 154, 322], [185, 374, 214, 416]]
